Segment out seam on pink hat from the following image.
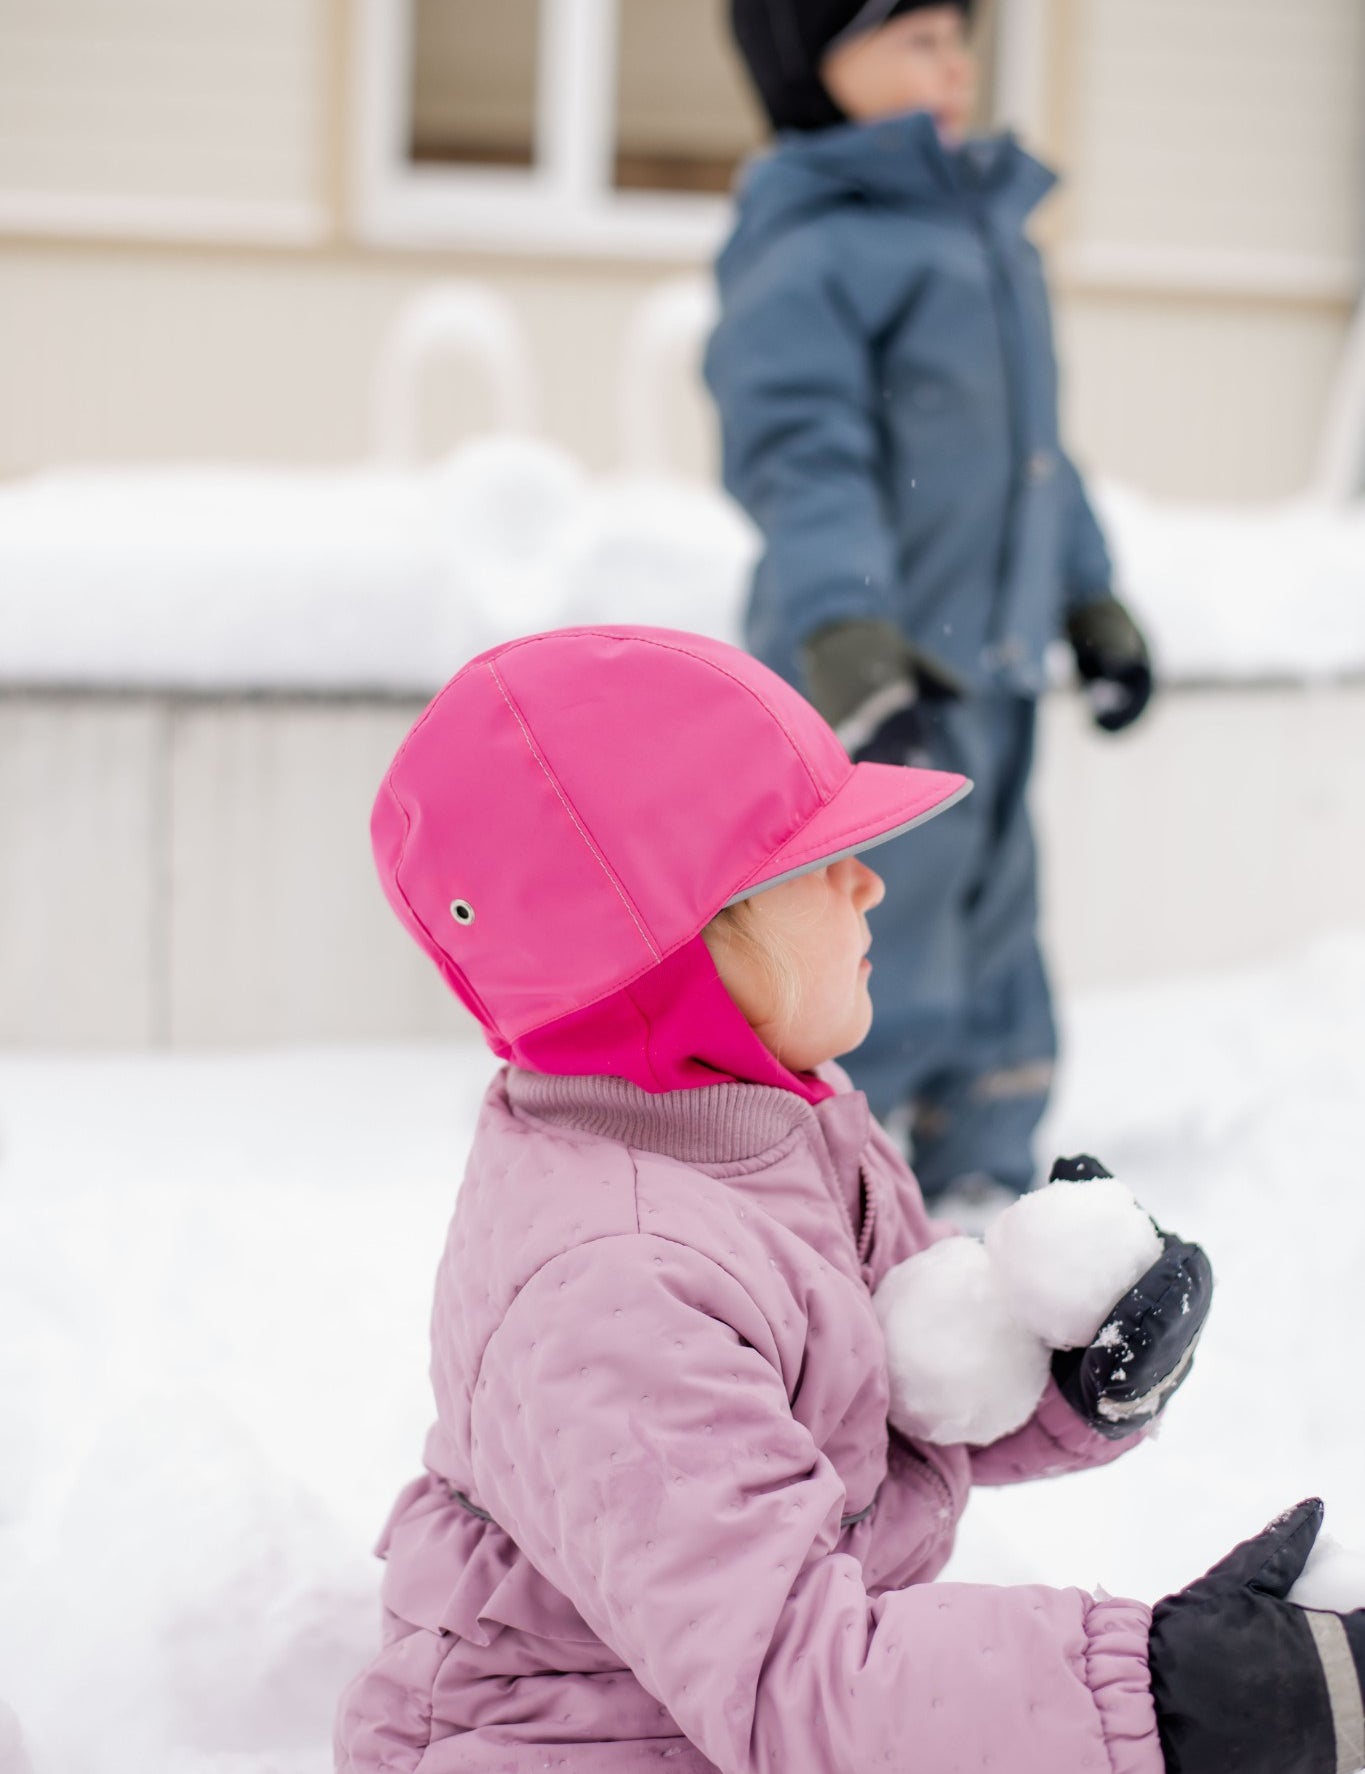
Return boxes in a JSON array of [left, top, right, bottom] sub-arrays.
[[620, 632, 826, 800], [380, 778, 504, 1033], [488, 627, 839, 915], [495, 627, 828, 801], [502, 935, 697, 1042], [599, 633, 838, 901], [487, 659, 662, 962], [620, 976, 665, 1094], [375, 778, 434, 957]]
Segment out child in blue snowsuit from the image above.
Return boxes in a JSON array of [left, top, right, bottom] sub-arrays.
[[706, 0, 1153, 1211]]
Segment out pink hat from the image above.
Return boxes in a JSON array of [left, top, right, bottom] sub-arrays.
[[373, 626, 969, 1054]]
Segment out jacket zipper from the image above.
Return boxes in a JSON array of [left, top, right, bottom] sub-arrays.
[[893, 1430, 955, 1520]]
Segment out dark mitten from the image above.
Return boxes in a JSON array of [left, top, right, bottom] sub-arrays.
[[800, 618, 963, 758], [801, 618, 916, 732], [851, 699, 934, 768], [1047, 1154, 1213, 1439], [1066, 596, 1153, 732], [1149, 1499, 1365, 1774]]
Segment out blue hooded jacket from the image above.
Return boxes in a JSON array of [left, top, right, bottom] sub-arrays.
[[704, 110, 1112, 697]]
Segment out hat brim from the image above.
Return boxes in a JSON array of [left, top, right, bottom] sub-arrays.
[[723, 761, 971, 906]]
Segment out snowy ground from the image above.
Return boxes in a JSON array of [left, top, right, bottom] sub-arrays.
[[3, 933, 1365, 1773]]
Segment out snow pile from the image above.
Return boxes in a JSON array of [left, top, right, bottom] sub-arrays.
[[1096, 484, 1365, 685], [877, 1174, 1160, 1443], [4, 934, 1365, 1770], [1288, 1534, 1365, 1613], [0, 440, 752, 693], [2, 437, 1364, 692], [873, 1236, 1052, 1445], [0, 464, 445, 693]]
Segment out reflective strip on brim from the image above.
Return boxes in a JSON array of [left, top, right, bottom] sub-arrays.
[[723, 779, 973, 906], [1305, 1608, 1365, 1774]]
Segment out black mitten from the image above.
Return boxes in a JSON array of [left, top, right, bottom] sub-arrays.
[[852, 699, 935, 768], [1047, 1155, 1213, 1439], [801, 618, 917, 733], [1149, 1499, 1365, 1774], [1066, 597, 1153, 733], [800, 618, 962, 761]]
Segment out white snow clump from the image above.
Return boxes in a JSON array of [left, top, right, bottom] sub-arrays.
[[874, 1237, 1052, 1446], [876, 1172, 1164, 1445], [985, 1177, 1162, 1350], [1287, 1532, 1365, 1613]]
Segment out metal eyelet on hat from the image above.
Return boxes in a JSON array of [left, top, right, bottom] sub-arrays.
[[449, 899, 476, 927]]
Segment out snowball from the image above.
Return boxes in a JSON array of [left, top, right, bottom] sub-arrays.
[[985, 1177, 1162, 1350], [873, 1238, 1051, 1446], [1288, 1532, 1365, 1613]]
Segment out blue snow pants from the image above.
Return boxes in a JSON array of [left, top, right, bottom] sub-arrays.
[[845, 693, 1055, 1200]]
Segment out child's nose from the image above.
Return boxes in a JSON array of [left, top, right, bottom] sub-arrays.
[[851, 859, 886, 911]]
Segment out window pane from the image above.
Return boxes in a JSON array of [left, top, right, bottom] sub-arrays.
[[409, 0, 539, 168], [614, 0, 766, 194]]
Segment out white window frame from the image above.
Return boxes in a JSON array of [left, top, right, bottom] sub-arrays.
[[362, 0, 1340, 286], [353, 0, 737, 260]]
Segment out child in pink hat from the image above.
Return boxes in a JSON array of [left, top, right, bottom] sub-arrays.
[[337, 627, 1357, 1774]]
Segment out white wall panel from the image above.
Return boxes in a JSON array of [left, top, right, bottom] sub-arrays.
[[0, 0, 326, 214], [1035, 682, 1365, 994], [1054, 293, 1351, 502], [167, 700, 468, 1045], [0, 695, 161, 1044]]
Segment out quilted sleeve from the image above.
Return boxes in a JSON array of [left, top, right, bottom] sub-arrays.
[[470, 1233, 1162, 1774]]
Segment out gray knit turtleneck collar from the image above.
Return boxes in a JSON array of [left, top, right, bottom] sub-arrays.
[[504, 1067, 830, 1168]]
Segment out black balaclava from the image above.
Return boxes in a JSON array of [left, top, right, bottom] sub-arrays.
[[730, 0, 973, 134]]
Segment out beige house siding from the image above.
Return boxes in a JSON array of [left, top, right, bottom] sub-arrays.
[[1056, 296, 1352, 503], [0, 243, 680, 477], [1064, 0, 1363, 270], [0, 241, 1356, 500], [0, 0, 329, 233], [0, 0, 1360, 499]]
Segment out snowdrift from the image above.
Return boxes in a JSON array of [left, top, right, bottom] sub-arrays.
[[2, 438, 1363, 692], [3, 935, 1365, 1772]]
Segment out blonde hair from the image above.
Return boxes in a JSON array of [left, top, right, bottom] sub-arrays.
[[702, 895, 802, 1046]]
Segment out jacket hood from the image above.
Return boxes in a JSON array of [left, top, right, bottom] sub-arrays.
[[718, 111, 1056, 283]]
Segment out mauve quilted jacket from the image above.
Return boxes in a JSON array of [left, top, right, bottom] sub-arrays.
[[335, 1065, 1163, 1774]]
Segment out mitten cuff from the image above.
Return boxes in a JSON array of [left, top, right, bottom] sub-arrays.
[[1036, 1375, 1147, 1461], [1036, 1369, 1136, 1454]]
